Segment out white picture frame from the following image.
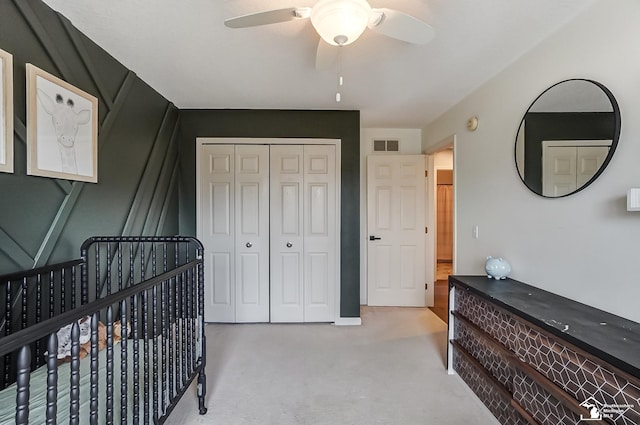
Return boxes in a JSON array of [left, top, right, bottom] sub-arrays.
[[26, 63, 98, 183], [0, 48, 13, 174]]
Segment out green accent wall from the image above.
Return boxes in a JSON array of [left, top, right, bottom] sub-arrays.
[[0, 1, 361, 318], [0, 0, 181, 273], [179, 110, 361, 318]]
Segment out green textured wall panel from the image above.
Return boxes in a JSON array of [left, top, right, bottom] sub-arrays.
[[0, 0, 181, 274]]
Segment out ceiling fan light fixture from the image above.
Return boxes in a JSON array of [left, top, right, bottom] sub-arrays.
[[310, 0, 372, 46]]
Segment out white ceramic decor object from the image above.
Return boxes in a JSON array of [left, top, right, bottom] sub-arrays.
[[485, 256, 511, 280]]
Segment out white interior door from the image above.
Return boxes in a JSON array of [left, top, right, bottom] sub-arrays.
[[303, 145, 336, 322], [367, 155, 426, 307], [270, 145, 305, 322], [199, 144, 270, 323], [235, 145, 270, 322], [199, 145, 235, 322]]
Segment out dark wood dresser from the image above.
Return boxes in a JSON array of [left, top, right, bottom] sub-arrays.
[[448, 275, 640, 425]]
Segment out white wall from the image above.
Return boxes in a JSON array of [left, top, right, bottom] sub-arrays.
[[423, 0, 640, 322], [360, 128, 423, 304]]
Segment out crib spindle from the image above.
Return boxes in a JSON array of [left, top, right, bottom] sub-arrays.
[[21, 277, 27, 331], [35, 275, 42, 366], [161, 278, 168, 414], [46, 333, 58, 425], [120, 299, 128, 425], [152, 284, 159, 421], [94, 240, 101, 300], [143, 288, 150, 424], [49, 270, 55, 318], [129, 242, 135, 289], [15, 345, 31, 425], [118, 242, 123, 292], [90, 313, 99, 424], [69, 322, 81, 425], [71, 263, 77, 310], [188, 267, 194, 375], [61, 267, 66, 314], [180, 271, 187, 386], [106, 242, 112, 296], [132, 291, 140, 423], [140, 243, 145, 282], [106, 307, 114, 424], [168, 276, 175, 401], [81, 250, 88, 306]]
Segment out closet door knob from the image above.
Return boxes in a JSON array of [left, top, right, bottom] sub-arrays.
[[246, 242, 252, 248], [286, 242, 293, 248]]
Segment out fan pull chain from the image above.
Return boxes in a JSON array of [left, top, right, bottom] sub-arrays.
[[336, 46, 343, 103]]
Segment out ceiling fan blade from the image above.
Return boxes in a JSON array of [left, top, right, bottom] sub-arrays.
[[368, 8, 435, 45], [224, 7, 311, 28], [316, 39, 339, 70]]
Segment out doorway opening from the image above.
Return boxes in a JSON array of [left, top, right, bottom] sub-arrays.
[[427, 141, 454, 324]]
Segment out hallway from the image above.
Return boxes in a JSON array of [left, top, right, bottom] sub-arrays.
[[429, 261, 453, 324]]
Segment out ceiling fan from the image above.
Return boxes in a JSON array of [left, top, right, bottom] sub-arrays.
[[225, 0, 435, 67]]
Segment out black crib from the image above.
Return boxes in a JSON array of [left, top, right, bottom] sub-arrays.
[[0, 236, 207, 424]]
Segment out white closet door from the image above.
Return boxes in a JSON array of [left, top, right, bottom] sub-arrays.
[[200, 145, 235, 322], [200, 144, 270, 323], [303, 145, 336, 322], [270, 145, 305, 322], [576, 146, 609, 188], [235, 145, 270, 322], [542, 146, 577, 197]]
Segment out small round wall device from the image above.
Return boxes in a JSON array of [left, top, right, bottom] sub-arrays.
[[467, 116, 479, 131]]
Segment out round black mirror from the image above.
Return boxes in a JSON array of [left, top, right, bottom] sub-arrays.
[[515, 79, 620, 197]]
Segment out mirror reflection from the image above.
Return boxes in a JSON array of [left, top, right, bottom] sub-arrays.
[[515, 79, 620, 197]]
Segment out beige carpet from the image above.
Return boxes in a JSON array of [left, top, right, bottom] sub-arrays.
[[166, 307, 499, 425]]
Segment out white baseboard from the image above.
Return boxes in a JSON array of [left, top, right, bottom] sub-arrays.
[[334, 317, 362, 326]]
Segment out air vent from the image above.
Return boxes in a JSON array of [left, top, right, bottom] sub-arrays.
[[373, 139, 400, 152]]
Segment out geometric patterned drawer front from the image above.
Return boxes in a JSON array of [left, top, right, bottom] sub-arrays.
[[454, 289, 640, 425], [452, 348, 530, 425], [517, 323, 640, 425], [455, 290, 520, 352], [513, 372, 581, 425], [454, 319, 516, 392]]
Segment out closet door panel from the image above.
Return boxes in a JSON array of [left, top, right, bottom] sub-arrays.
[[576, 146, 609, 188], [303, 145, 336, 322], [201, 145, 235, 322], [270, 145, 304, 322], [235, 145, 270, 322], [542, 146, 577, 197]]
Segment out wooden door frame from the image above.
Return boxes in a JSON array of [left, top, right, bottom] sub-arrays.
[[195, 137, 342, 323]]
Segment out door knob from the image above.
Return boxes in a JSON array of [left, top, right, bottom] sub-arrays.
[[369, 236, 381, 241], [286, 242, 293, 248], [246, 242, 252, 248]]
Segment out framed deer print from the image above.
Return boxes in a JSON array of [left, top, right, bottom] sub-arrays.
[[26, 64, 98, 183], [0, 48, 13, 173]]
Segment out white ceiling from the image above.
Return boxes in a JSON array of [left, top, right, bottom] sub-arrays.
[[41, 0, 596, 128]]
